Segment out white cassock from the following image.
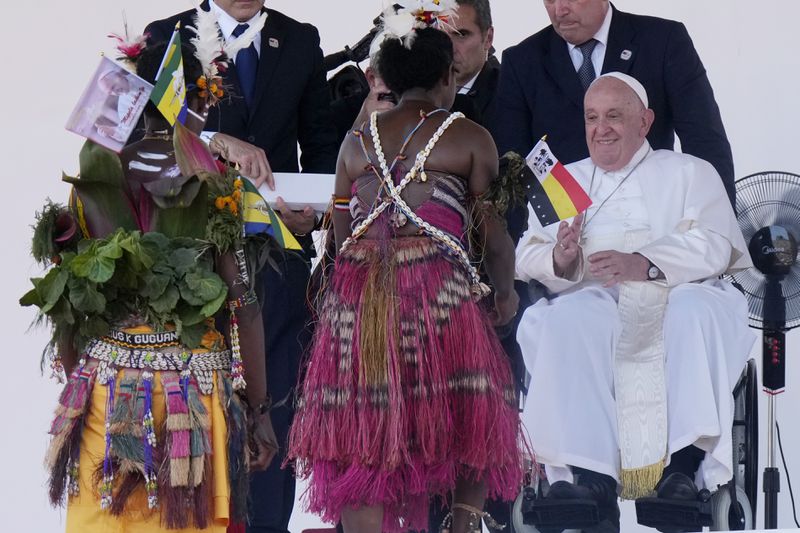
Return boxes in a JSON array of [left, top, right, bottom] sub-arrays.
[[516, 142, 757, 492]]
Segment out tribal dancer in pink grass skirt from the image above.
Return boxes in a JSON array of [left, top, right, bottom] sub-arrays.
[[287, 5, 523, 533]]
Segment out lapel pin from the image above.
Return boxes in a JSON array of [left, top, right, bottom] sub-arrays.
[[620, 49, 632, 61], [268, 37, 279, 48]]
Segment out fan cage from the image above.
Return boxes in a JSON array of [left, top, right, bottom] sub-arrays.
[[724, 171, 800, 330]]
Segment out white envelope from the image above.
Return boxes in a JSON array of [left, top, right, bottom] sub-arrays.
[[257, 172, 335, 212]]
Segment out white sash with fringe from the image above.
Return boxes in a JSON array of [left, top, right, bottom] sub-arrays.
[[582, 229, 669, 499]]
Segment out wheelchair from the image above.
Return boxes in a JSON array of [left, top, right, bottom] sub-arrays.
[[511, 358, 759, 532]]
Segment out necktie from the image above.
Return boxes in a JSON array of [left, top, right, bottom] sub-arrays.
[[577, 38, 599, 91], [232, 23, 258, 107]]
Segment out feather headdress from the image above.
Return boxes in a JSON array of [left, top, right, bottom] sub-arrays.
[[109, 13, 148, 65], [370, 0, 459, 56], [187, 5, 226, 79], [185, 3, 266, 106]]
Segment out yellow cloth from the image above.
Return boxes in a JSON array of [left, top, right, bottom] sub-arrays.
[[66, 368, 229, 532]]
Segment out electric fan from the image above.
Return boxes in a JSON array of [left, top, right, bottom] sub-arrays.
[[725, 170, 800, 529]]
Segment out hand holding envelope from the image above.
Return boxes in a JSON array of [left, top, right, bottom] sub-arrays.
[[258, 173, 335, 214], [209, 133, 276, 190], [274, 197, 317, 235]]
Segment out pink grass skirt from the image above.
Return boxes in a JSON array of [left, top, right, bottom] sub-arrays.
[[288, 237, 522, 531]]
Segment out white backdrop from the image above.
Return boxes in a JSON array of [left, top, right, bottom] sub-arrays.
[[1, 1, 798, 531]]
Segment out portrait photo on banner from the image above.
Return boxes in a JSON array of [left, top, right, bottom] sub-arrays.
[[65, 56, 153, 153]]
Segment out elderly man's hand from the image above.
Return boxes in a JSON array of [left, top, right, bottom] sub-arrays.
[[363, 87, 396, 117], [353, 73, 396, 126], [274, 197, 316, 236], [588, 250, 650, 287], [553, 213, 583, 276], [210, 133, 275, 190]]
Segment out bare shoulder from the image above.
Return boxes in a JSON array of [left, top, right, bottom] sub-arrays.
[[337, 128, 369, 175], [446, 116, 497, 159]]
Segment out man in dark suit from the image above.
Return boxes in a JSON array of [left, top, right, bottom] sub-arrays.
[[447, 0, 500, 127], [146, 2, 338, 532], [492, 0, 735, 206], [332, 0, 500, 144]]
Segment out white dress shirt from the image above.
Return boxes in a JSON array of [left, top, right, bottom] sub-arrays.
[[458, 71, 481, 95], [209, 0, 264, 59], [566, 6, 612, 77]]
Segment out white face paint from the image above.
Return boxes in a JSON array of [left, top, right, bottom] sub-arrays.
[[136, 151, 170, 160], [129, 160, 163, 172]]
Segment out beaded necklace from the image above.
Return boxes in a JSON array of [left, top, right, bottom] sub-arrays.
[[342, 110, 490, 300]]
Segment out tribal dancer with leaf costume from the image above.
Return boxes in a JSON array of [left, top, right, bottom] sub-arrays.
[[21, 12, 278, 532], [287, 3, 524, 532]]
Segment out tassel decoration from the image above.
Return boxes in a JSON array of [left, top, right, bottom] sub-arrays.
[[142, 368, 158, 509], [187, 383, 212, 488], [160, 373, 192, 528], [219, 373, 249, 522], [100, 373, 116, 509], [46, 358, 94, 506]]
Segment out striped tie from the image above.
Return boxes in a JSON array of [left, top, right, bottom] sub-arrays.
[[577, 38, 598, 91]]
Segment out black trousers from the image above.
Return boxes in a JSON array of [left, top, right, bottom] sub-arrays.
[[247, 252, 312, 532]]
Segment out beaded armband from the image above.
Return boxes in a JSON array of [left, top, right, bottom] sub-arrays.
[[332, 195, 351, 212]]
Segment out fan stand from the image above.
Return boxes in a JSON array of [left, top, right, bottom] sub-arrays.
[[764, 396, 780, 530], [762, 329, 784, 530], [763, 277, 787, 530], [726, 172, 800, 529]]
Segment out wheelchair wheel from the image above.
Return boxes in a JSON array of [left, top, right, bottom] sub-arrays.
[[709, 484, 753, 530], [732, 358, 758, 524], [511, 489, 580, 533], [743, 359, 758, 519]]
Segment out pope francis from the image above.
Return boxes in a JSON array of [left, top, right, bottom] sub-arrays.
[[515, 72, 756, 531]]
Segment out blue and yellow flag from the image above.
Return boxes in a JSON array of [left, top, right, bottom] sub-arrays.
[[241, 179, 302, 250], [150, 23, 188, 126]]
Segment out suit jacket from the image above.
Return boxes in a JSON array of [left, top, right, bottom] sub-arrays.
[[491, 6, 735, 206], [452, 54, 500, 128], [145, 4, 338, 175]]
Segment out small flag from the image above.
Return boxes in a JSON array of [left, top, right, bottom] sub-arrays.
[[523, 137, 592, 226], [149, 23, 188, 126], [240, 179, 302, 250]]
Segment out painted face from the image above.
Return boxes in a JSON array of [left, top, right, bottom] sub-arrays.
[[214, 0, 265, 22], [584, 77, 653, 171], [446, 4, 493, 87], [543, 0, 608, 45]]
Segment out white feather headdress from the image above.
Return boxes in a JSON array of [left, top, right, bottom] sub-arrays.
[[185, 2, 267, 104], [187, 6, 226, 78], [370, 0, 459, 56], [186, 2, 268, 76]]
